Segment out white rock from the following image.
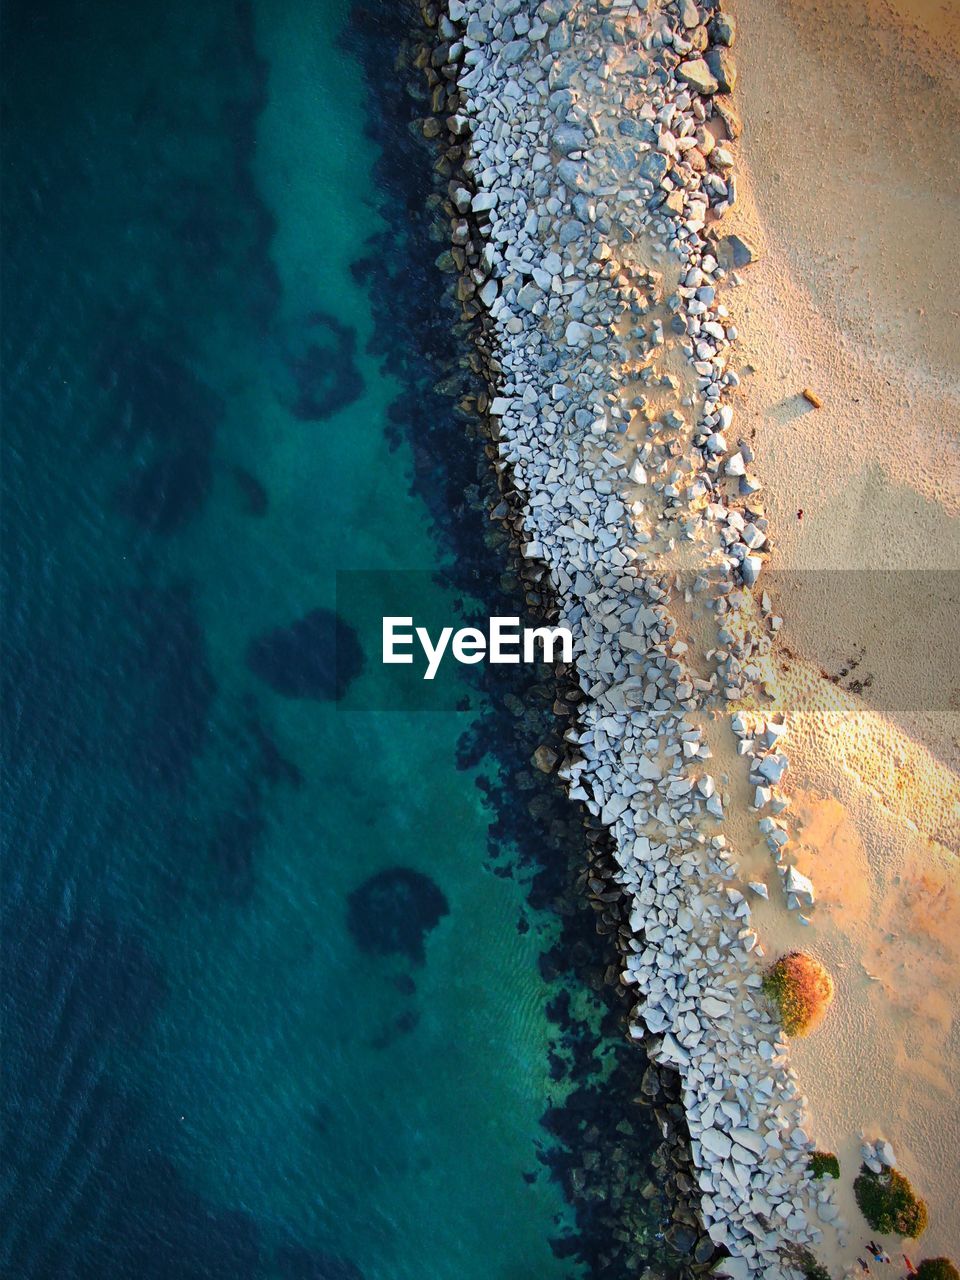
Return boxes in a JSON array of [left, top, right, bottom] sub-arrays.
[[784, 866, 815, 905], [730, 1127, 765, 1156], [758, 754, 787, 784], [472, 190, 498, 213], [700, 1126, 733, 1160], [741, 555, 762, 586], [702, 996, 729, 1019], [565, 320, 596, 346]]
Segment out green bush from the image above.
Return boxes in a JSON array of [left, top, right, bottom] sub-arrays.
[[809, 1151, 840, 1180], [916, 1261, 960, 1280], [853, 1164, 928, 1238]]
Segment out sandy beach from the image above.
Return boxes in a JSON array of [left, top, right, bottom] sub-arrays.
[[720, 0, 960, 1264], [725, 0, 960, 767]]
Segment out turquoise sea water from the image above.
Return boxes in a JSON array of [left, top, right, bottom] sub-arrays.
[[2, 2, 667, 1277]]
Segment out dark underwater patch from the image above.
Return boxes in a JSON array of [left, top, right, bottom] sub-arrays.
[[246, 608, 364, 700], [198, 703, 302, 904], [120, 583, 216, 786], [140, 0, 280, 331], [96, 328, 224, 455], [369, 1007, 420, 1050], [243, 702, 304, 788], [349, 254, 374, 284], [0, 900, 261, 1280], [213, 0, 281, 332], [207, 799, 264, 903], [116, 447, 214, 534], [97, 324, 223, 534], [1, 582, 215, 789], [170, 177, 233, 265], [1, 899, 167, 1060], [346, 867, 449, 964], [275, 312, 364, 420], [276, 1244, 365, 1280], [230, 464, 269, 516]]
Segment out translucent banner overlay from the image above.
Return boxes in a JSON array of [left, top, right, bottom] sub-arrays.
[[334, 568, 959, 714]]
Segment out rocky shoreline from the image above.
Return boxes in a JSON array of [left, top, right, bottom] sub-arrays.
[[415, 1, 843, 1276], [345, 3, 720, 1269]]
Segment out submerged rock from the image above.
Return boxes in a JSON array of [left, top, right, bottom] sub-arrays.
[[533, 743, 559, 772]]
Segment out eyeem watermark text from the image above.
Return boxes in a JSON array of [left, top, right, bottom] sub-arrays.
[[383, 616, 573, 680]]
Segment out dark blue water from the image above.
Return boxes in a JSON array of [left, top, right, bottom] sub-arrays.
[[1, 2, 669, 1276]]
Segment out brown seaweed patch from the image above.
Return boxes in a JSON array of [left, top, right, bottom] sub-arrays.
[[275, 312, 364, 421], [246, 608, 364, 700], [346, 868, 449, 964]]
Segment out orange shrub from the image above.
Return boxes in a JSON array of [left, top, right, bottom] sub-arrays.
[[762, 952, 835, 1036]]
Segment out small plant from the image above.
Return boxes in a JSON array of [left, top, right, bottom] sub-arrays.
[[762, 951, 835, 1036], [802, 1260, 831, 1280], [782, 1244, 831, 1280], [854, 1163, 928, 1238], [782, 1245, 831, 1280], [809, 1151, 840, 1180], [916, 1261, 960, 1280]]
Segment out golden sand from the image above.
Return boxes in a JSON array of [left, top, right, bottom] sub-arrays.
[[718, 0, 960, 1262], [726, 0, 960, 767]]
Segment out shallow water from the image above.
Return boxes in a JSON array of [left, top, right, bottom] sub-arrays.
[[1, 1, 667, 1277]]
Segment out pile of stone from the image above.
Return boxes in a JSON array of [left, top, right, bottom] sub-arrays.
[[861, 1137, 897, 1174], [427, 0, 841, 1274], [731, 710, 816, 918]]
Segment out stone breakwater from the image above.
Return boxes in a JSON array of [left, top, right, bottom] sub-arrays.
[[424, 0, 844, 1276]]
